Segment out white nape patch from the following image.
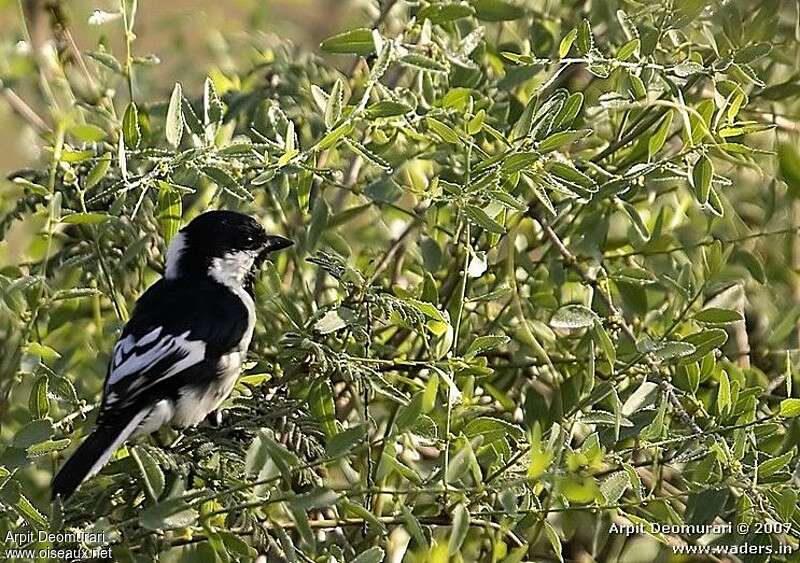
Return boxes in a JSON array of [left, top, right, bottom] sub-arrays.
[[164, 232, 187, 279], [85, 408, 148, 482], [209, 250, 258, 289], [108, 329, 205, 386]]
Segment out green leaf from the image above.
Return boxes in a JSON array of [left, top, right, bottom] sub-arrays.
[[25, 342, 60, 362], [345, 139, 392, 172], [60, 149, 94, 163], [501, 152, 539, 175], [166, 82, 184, 148], [673, 60, 704, 77], [464, 205, 505, 234], [202, 166, 253, 201], [156, 182, 182, 244], [543, 522, 563, 563], [538, 129, 590, 152], [648, 111, 673, 158], [60, 212, 111, 225], [691, 153, 713, 204], [85, 153, 111, 189], [576, 19, 593, 54], [650, 341, 696, 361], [464, 416, 524, 444], [548, 162, 598, 194], [616, 38, 640, 61], [465, 335, 510, 359], [594, 322, 616, 366], [26, 438, 70, 458], [779, 398, 800, 418], [28, 375, 49, 418], [448, 503, 470, 555], [680, 329, 728, 363], [69, 123, 106, 143], [352, 547, 385, 563], [140, 497, 198, 531], [122, 102, 140, 148], [468, 109, 486, 135], [620, 201, 649, 240], [366, 100, 413, 118], [395, 393, 424, 433], [474, 0, 523, 21], [550, 304, 598, 330], [326, 424, 366, 457], [757, 447, 797, 479], [734, 42, 771, 64], [314, 307, 353, 334], [553, 92, 584, 130], [407, 299, 448, 323], [401, 54, 448, 74], [309, 380, 338, 437], [218, 531, 258, 560], [340, 499, 386, 533], [732, 249, 767, 284], [600, 471, 630, 504], [181, 96, 204, 138], [401, 505, 429, 548], [320, 28, 375, 55], [694, 307, 743, 325], [611, 267, 656, 285], [559, 28, 577, 58], [426, 117, 461, 144], [324, 78, 344, 129], [314, 121, 355, 151], [717, 369, 731, 415], [14, 419, 54, 448], [0, 483, 48, 529], [131, 446, 165, 502], [88, 50, 122, 73], [418, 2, 474, 24], [719, 121, 775, 138]]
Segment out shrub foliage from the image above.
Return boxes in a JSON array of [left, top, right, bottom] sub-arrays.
[[1, 0, 800, 561]]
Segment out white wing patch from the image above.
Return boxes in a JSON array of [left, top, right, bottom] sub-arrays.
[[107, 328, 206, 387]]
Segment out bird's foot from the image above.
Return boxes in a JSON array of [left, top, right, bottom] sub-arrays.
[[204, 410, 223, 427]]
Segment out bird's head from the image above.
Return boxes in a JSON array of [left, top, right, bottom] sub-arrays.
[[164, 210, 292, 290]]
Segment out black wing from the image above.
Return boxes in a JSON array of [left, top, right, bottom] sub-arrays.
[[98, 278, 249, 416]]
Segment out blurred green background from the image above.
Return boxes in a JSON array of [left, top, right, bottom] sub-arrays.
[[0, 0, 359, 173]]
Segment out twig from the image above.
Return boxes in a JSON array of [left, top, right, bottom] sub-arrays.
[[532, 213, 703, 435], [0, 81, 49, 133], [366, 216, 420, 285]]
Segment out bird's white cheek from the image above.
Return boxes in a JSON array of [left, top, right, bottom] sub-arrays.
[[209, 251, 256, 288]]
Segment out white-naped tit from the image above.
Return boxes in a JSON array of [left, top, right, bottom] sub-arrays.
[[52, 210, 292, 500]]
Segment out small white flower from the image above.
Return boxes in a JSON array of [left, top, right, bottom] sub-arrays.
[[88, 10, 121, 26], [467, 250, 487, 278]]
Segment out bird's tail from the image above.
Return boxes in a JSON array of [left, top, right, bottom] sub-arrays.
[[52, 409, 146, 500]]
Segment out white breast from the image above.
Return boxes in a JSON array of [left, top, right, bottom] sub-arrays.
[[170, 255, 257, 428]]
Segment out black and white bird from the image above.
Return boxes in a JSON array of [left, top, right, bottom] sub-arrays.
[[52, 210, 292, 500]]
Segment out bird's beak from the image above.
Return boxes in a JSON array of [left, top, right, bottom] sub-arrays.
[[264, 235, 293, 252], [257, 235, 293, 264]]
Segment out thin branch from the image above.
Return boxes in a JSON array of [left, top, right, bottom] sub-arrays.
[[0, 81, 49, 133], [532, 212, 703, 434]]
